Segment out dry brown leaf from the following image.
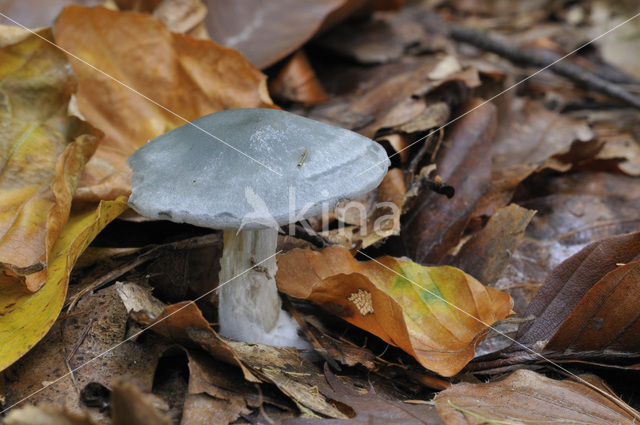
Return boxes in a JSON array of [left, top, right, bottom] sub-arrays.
[[449, 204, 536, 285], [54, 5, 274, 201], [0, 28, 101, 291], [277, 247, 513, 376], [402, 99, 496, 264], [269, 50, 328, 105], [283, 364, 445, 425], [111, 380, 172, 425], [517, 231, 640, 350], [149, 301, 348, 418], [435, 369, 639, 425]]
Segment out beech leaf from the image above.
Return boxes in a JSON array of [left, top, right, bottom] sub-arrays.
[[54, 5, 274, 201], [435, 369, 639, 425], [0, 197, 128, 372], [276, 247, 513, 376], [0, 28, 101, 291]]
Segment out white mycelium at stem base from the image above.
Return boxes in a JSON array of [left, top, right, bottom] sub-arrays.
[[218, 228, 308, 348]]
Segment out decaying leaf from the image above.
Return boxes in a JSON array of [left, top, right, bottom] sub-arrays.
[[0, 28, 101, 291], [4, 284, 161, 422], [0, 197, 128, 373], [517, 231, 640, 352], [182, 350, 253, 425], [4, 404, 99, 425], [284, 364, 445, 425], [277, 246, 513, 376], [449, 204, 536, 285], [435, 369, 639, 425], [54, 5, 274, 200], [148, 301, 349, 418], [111, 380, 172, 425], [492, 172, 640, 314], [402, 99, 495, 264], [475, 97, 594, 217]]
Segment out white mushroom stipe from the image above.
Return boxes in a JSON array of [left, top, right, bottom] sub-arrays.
[[127, 108, 390, 348], [219, 228, 306, 348]]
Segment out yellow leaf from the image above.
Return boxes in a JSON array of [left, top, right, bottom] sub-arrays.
[[277, 247, 514, 376], [0, 197, 128, 372], [0, 28, 102, 291]]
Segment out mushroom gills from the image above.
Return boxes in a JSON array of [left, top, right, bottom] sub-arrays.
[[218, 228, 309, 348]]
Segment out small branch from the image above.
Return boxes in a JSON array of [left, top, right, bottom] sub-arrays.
[[449, 25, 640, 109]]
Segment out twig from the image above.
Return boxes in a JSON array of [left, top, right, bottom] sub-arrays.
[[449, 25, 640, 109]]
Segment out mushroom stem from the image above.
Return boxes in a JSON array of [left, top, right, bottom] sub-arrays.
[[218, 228, 307, 347]]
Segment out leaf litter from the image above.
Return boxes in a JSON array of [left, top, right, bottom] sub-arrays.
[[1, 0, 640, 423]]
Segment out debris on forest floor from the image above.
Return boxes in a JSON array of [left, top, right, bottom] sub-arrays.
[[1, 0, 640, 423]]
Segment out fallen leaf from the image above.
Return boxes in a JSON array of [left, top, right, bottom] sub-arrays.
[[402, 98, 496, 264], [4, 284, 162, 421], [277, 246, 513, 376], [449, 204, 536, 285], [269, 50, 328, 105], [150, 301, 349, 418], [516, 231, 640, 351], [182, 350, 253, 425], [204, 0, 402, 69], [492, 172, 640, 314], [475, 97, 594, 217], [54, 5, 274, 201], [223, 340, 349, 419], [4, 404, 99, 425], [435, 369, 639, 425], [284, 364, 445, 425], [316, 8, 440, 65], [548, 260, 640, 352], [0, 28, 101, 291], [0, 197, 128, 373], [111, 380, 172, 425]]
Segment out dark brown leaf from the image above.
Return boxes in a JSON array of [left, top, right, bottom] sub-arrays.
[[402, 98, 496, 264], [516, 231, 640, 349]]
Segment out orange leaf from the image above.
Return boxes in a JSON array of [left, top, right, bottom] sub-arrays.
[[276, 247, 513, 376], [0, 28, 101, 291], [54, 5, 274, 201]]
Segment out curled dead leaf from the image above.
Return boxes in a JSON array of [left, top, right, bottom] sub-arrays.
[[0, 28, 101, 291]]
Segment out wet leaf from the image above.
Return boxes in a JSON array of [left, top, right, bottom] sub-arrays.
[[517, 231, 640, 351], [0, 197, 128, 372], [435, 369, 639, 425], [277, 246, 513, 376], [54, 5, 274, 200], [0, 28, 101, 291]]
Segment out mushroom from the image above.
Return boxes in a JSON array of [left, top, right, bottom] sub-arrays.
[[127, 108, 390, 347]]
